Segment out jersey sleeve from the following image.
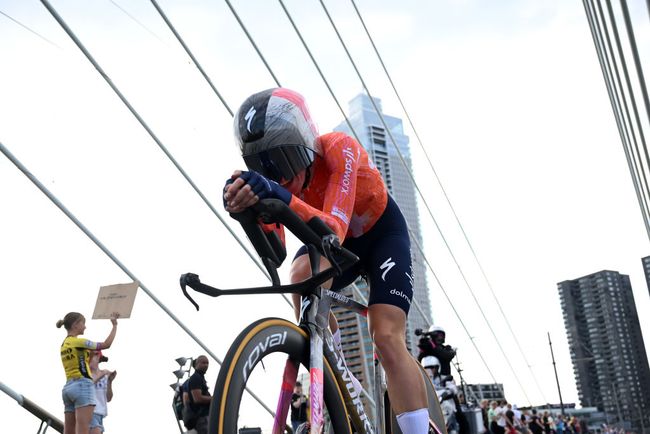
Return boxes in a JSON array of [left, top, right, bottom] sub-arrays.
[[260, 221, 286, 247], [68, 336, 100, 350], [289, 134, 361, 240]]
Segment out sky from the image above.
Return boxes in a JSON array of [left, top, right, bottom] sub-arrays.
[[1, 0, 649, 432]]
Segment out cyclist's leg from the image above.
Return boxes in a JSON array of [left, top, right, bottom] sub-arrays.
[[368, 304, 428, 415], [289, 245, 362, 323], [364, 198, 429, 432]]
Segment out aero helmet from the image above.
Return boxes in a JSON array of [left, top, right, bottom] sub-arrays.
[[234, 88, 320, 183], [421, 356, 441, 370]]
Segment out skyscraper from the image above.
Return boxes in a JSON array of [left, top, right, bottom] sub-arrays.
[[334, 93, 432, 342], [329, 93, 433, 418], [558, 270, 650, 431], [642, 256, 650, 294]]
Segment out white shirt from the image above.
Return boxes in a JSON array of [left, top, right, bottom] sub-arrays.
[[94, 376, 108, 416], [496, 406, 507, 427]]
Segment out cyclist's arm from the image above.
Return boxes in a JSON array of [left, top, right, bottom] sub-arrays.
[[289, 133, 360, 241]]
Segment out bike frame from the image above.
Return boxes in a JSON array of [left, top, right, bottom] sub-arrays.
[[264, 242, 376, 434]]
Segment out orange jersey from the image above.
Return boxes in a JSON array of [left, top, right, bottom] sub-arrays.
[[288, 132, 387, 240]]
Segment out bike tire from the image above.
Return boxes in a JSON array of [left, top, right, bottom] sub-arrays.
[[209, 317, 353, 434], [387, 362, 448, 434]]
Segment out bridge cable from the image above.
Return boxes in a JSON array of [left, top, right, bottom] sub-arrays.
[[315, 0, 532, 404], [0, 140, 277, 419], [349, 0, 549, 403]]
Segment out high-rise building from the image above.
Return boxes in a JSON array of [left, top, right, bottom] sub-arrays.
[[642, 256, 650, 294], [334, 93, 432, 344], [558, 270, 650, 431], [330, 93, 433, 414]]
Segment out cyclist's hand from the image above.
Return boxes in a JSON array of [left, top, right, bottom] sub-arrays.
[[224, 170, 291, 213], [224, 171, 258, 213]]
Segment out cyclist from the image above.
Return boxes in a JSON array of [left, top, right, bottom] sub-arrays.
[[223, 88, 429, 433]]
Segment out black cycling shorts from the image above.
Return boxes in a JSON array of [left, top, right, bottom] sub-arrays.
[[293, 194, 413, 314]]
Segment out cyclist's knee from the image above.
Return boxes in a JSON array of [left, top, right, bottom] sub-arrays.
[[374, 330, 407, 368], [290, 254, 311, 284]]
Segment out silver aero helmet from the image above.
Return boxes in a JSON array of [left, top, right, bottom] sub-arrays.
[[421, 356, 441, 370], [234, 88, 320, 183]]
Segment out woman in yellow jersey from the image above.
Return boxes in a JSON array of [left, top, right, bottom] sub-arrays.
[[57, 312, 118, 434]]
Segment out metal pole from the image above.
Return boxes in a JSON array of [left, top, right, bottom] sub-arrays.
[[547, 332, 565, 416], [173, 399, 184, 434]]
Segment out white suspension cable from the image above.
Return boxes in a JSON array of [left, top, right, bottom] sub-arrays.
[[349, 0, 549, 402], [0, 141, 277, 419]]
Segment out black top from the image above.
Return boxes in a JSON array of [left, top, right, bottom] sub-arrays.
[[188, 371, 210, 417], [417, 337, 456, 376], [291, 393, 308, 422]]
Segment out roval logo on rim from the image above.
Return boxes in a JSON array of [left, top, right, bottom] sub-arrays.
[[242, 331, 287, 381]]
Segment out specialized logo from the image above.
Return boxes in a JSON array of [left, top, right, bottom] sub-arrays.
[[390, 288, 411, 305], [244, 106, 256, 133], [326, 289, 349, 304], [299, 298, 311, 322], [406, 265, 414, 287], [242, 331, 287, 381], [379, 257, 395, 281], [325, 335, 375, 433]]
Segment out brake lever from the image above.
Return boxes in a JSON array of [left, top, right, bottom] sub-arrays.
[[180, 273, 201, 311], [321, 235, 343, 276]]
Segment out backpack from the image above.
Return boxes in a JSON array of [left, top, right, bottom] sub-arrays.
[[172, 381, 187, 420]]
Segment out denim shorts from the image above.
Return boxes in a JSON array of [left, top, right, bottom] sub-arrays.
[[90, 413, 105, 432], [62, 378, 96, 413]]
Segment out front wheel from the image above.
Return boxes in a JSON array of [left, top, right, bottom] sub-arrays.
[[209, 318, 353, 434]]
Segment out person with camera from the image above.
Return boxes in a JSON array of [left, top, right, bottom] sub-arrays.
[[417, 325, 471, 434], [290, 381, 308, 433], [416, 325, 456, 381]]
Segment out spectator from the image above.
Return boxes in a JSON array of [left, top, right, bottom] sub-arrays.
[[505, 403, 517, 434], [480, 400, 489, 434], [57, 312, 118, 434], [187, 355, 211, 434], [542, 411, 551, 434], [291, 381, 308, 433], [555, 415, 565, 434], [495, 401, 507, 434], [89, 350, 116, 434], [488, 401, 503, 434], [528, 409, 544, 434]]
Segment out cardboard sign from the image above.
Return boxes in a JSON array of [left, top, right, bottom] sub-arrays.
[[92, 281, 139, 319]]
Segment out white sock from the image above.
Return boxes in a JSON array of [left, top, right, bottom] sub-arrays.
[[396, 408, 429, 434]]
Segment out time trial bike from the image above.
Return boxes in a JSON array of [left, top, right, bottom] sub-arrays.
[[180, 199, 446, 434]]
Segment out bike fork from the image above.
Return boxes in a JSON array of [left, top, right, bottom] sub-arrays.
[[272, 358, 299, 434], [308, 324, 325, 434]]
